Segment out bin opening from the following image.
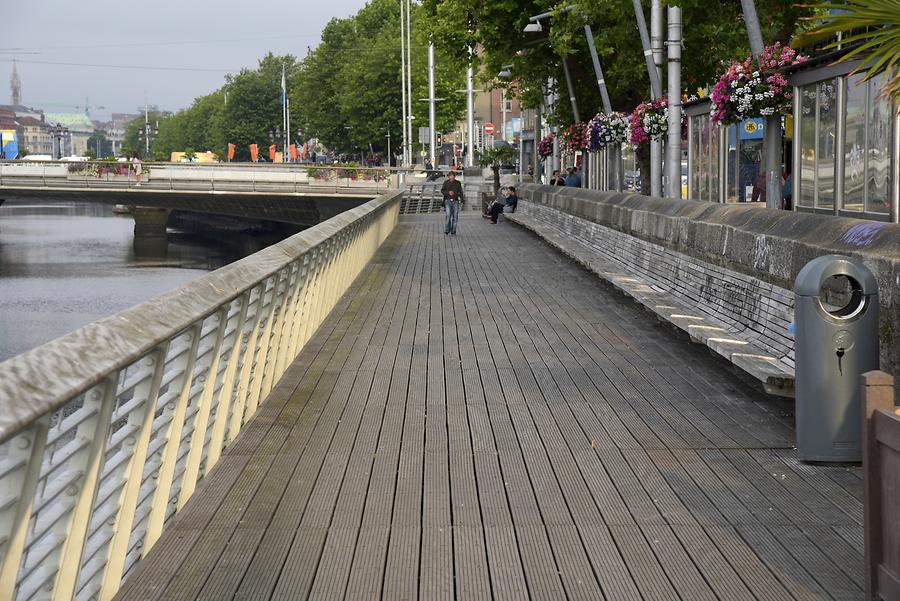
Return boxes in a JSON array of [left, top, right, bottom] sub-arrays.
[[819, 274, 865, 319]]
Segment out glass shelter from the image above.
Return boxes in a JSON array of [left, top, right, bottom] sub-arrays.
[[684, 59, 899, 222], [791, 61, 898, 221]]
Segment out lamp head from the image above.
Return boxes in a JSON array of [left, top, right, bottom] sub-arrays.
[[523, 22, 543, 33]]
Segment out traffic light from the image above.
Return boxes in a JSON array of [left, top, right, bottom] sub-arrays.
[[436, 132, 442, 148]]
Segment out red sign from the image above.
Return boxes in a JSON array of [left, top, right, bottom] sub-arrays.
[[484, 122, 495, 135]]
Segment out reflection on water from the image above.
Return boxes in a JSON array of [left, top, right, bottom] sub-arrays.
[[0, 199, 260, 361]]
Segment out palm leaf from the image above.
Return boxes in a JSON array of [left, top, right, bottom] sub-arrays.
[[796, 0, 900, 101]]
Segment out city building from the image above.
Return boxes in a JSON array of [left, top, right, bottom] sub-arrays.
[[44, 112, 95, 157], [17, 115, 53, 155]]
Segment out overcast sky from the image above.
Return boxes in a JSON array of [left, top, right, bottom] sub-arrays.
[[3, 0, 369, 120]]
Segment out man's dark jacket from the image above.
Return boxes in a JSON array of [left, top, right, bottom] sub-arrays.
[[440, 178, 464, 203]]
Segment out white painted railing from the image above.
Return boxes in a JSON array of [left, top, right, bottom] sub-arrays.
[[0, 190, 401, 601]]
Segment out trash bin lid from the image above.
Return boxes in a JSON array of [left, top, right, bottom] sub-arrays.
[[794, 254, 878, 297]]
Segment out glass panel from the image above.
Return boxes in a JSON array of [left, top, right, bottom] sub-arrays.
[[726, 125, 739, 202], [697, 114, 709, 201], [843, 74, 866, 211], [867, 75, 892, 214], [741, 137, 764, 203], [798, 83, 817, 207], [690, 116, 702, 198], [816, 79, 838, 210], [709, 120, 720, 202]]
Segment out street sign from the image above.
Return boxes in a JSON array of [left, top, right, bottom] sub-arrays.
[[484, 122, 495, 135], [418, 127, 430, 145]]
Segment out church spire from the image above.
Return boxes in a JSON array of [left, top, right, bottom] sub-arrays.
[[10, 59, 22, 106]]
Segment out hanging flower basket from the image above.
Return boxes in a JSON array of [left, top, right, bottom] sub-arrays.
[[559, 122, 589, 152], [710, 43, 806, 126], [537, 134, 555, 159], [587, 112, 629, 151], [629, 100, 669, 145]]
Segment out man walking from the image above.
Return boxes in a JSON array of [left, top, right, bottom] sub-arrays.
[[440, 169, 464, 235]]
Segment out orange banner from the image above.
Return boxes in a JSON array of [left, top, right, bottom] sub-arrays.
[[227, 143, 235, 161], [289, 144, 297, 161], [249, 144, 258, 162], [268, 144, 277, 161], [301, 143, 308, 160]]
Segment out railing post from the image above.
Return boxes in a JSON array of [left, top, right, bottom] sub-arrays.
[[141, 325, 202, 552], [863, 370, 896, 601], [177, 309, 231, 508], [230, 285, 268, 437], [96, 346, 168, 601], [0, 416, 49, 596], [48, 376, 119, 601]]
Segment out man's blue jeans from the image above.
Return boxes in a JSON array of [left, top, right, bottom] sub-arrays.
[[444, 199, 459, 234]]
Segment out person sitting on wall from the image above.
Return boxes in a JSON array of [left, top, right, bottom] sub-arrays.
[[564, 166, 582, 187], [488, 188, 508, 224]]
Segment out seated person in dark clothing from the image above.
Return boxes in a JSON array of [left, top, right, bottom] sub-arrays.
[[505, 186, 518, 213], [488, 187, 519, 223]]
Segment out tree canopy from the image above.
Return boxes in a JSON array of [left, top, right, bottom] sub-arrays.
[[423, 0, 813, 126], [123, 0, 818, 162], [125, 0, 465, 162]]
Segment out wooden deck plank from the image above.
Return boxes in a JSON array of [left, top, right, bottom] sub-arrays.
[[115, 214, 864, 601]]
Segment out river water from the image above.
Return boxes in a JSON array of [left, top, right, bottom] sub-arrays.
[[0, 199, 264, 362]]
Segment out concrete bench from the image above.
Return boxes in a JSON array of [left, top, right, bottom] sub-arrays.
[[508, 199, 796, 397]]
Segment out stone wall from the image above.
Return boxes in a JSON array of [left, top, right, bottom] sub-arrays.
[[518, 184, 900, 385]]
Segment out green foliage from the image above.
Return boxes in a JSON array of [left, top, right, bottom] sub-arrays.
[[478, 145, 517, 167], [298, 0, 465, 155], [424, 0, 812, 128], [479, 145, 517, 193], [797, 1, 900, 102]]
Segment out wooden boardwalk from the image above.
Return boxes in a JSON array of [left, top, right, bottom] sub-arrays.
[[115, 214, 864, 601]]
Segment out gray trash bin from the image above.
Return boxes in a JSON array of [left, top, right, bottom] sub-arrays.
[[794, 255, 879, 462]]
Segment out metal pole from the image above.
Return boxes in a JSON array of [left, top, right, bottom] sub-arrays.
[[400, 0, 408, 165], [501, 88, 507, 144], [584, 24, 612, 114], [740, 0, 781, 208], [650, 0, 663, 198], [561, 58, 581, 123], [630, 0, 662, 99], [406, 0, 413, 166], [466, 56, 475, 167], [740, 0, 765, 56], [428, 43, 436, 167], [665, 6, 682, 199], [583, 20, 622, 192], [144, 103, 150, 157], [519, 108, 525, 176], [534, 104, 542, 183]]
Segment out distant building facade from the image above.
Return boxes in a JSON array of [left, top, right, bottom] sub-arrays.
[[18, 115, 53, 155], [45, 113, 95, 157]]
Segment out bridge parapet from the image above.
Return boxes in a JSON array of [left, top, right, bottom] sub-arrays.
[[0, 161, 399, 195], [0, 190, 401, 601]]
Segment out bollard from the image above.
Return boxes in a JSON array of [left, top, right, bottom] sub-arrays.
[[794, 255, 880, 462]]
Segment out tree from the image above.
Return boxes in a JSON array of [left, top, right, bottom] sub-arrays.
[[295, 0, 465, 157], [122, 111, 166, 157], [798, 1, 900, 103], [479, 145, 517, 194]]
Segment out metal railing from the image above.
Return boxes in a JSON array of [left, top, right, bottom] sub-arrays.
[[0, 161, 402, 195], [0, 190, 401, 601]]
